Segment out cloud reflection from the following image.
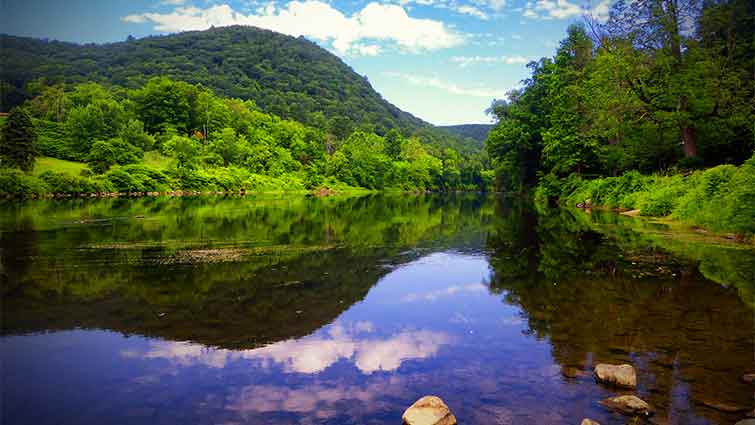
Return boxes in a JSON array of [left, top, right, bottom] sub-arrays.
[[225, 376, 409, 418], [133, 322, 451, 375], [401, 283, 486, 303]]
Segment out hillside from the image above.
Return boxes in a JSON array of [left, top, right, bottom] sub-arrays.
[[439, 124, 493, 144], [0, 26, 480, 154]]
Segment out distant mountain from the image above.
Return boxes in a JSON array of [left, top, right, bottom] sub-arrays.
[[0, 26, 482, 155], [439, 124, 494, 144]]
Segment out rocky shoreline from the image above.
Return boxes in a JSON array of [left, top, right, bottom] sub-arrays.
[[402, 364, 754, 424]]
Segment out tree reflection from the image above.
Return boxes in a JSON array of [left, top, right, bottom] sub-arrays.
[[485, 198, 754, 424]]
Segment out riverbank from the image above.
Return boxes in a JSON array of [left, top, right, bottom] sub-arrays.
[[0, 163, 375, 199], [535, 154, 755, 237]]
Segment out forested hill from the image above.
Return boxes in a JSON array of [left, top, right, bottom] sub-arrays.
[[438, 124, 493, 144], [0, 26, 479, 153]]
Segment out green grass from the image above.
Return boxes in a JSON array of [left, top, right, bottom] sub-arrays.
[[143, 151, 174, 169], [550, 153, 755, 235], [32, 157, 89, 176]]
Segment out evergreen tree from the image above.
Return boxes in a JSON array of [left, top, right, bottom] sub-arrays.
[[1, 108, 38, 171]]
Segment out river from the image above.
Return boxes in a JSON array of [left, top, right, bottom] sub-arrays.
[[1, 194, 752, 424]]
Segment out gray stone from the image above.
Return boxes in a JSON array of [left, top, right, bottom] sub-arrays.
[[402, 396, 457, 425], [594, 363, 637, 388], [599, 395, 653, 416]]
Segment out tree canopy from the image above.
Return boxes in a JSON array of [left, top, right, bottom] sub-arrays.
[[486, 0, 754, 193], [0, 26, 481, 156]]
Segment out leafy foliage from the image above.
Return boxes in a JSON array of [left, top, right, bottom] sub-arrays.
[[0, 78, 492, 196], [554, 153, 755, 234], [486, 0, 754, 195], [0, 26, 479, 156], [0, 108, 38, 171]]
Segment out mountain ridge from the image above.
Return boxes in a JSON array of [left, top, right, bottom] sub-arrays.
[[1, 26, 483, 154]]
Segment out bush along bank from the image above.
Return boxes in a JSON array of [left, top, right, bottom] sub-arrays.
[[534, 153, 755, 237], [0, 165, 323, 198]]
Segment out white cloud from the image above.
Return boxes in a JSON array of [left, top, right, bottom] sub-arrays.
[[122, 14, 147, 23], [351, 43, 381, 56], [454, 5, 489, 20], [522, 0, 611, 20], [511, 34, 522, 40], [159, 0, 186, 5], [451, 55, 530, 67], [522, 0, 580, 19], [588, 0, 610, 23], [472, 0, 506, 11], [122, 2, 463, 55], [384, 72, 502, 98]]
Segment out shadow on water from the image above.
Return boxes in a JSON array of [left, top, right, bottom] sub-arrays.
[[486, 200, 754, 424], [0, 194, 752, 424]]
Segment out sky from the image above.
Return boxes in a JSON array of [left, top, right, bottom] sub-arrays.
[[1, 0, 610, 125]]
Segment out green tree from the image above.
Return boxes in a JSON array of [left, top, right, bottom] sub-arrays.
[[87, 138, 143, 174], [163, 135, 201, 170], [1, 108, 38, 171], [385, 129, 404, 161]]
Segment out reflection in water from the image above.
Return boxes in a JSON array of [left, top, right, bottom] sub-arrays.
[[136, 324, 451, 374], [1, 194, 753, 425]]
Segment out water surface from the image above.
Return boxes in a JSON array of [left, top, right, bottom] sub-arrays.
[[1, 194, 753, 424]]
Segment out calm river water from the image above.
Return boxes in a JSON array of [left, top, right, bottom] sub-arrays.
[[1, 194, 753, 425]]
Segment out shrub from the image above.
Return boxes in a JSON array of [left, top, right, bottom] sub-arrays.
[[0, 168, 47, 195], [39, 170, 114, 193], [87, 138, 143, 174], [105, 164, 170, 192]]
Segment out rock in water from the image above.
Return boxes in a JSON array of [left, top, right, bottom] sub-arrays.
[[402, 396, 457, 425], [594, 363, 637, 388], [581, 419, 601, 425], [600, 395, 653, 416]]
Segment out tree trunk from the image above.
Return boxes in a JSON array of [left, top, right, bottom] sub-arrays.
[[678, 94, 697, 158], [680, 126, 697, 157]]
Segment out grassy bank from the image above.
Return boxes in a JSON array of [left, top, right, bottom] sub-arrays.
[[535, 153, 755, 236], [1, 156, 364, 197]]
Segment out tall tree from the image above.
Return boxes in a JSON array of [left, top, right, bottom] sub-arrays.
[[1, 107, 38, 171], [604, 0, 713, 157]]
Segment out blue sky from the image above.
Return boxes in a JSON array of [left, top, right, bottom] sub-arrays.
[[2, 0, 610, 125]]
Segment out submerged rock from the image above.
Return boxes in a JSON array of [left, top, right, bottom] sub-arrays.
[[594, 363, 637, 388], [562, 367, 588, 379], [698, 399, 749, 413], [600, 395, 653, 416], [580, 419, 601, 425], [402, 396, 457, 425]]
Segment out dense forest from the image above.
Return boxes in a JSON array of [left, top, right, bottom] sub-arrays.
[[438, 124, 494, 144], [0, 26, 479, 155], [0, 77, 492, 195], [485, 0, 754, 233]]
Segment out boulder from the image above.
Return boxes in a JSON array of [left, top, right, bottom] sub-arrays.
[[594, 363, 637, 388], [562, 367, 588, 379], [600, 395, 653, 416], [735, 420, 755, 425], [580, 419, 601, 425], [742, 373, 755, 384], [402, 396, 457, 425]]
